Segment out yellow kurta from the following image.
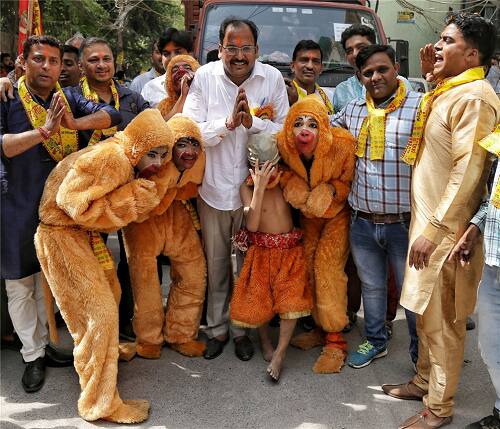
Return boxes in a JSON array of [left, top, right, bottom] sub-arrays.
[[401, 79, 500, 318]]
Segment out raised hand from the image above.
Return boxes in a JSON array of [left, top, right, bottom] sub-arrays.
[[44, 92, 66, 135], [250, 160, 275, 192], [284, 78, 298, 106], [180, 71, 195, 98], [420, 44, 436, 82]]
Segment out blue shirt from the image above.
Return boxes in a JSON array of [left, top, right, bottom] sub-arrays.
[[0, 84, 121, 279]]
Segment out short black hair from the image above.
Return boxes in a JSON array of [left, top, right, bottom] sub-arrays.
[[292, 40, 323, 62], [341, 24, 376, 51], [23, 35, 62, 61], [355, 44, 396, 70], [62, 44, 79, 58], [219, 17, 258, 45], [157, 28, 193, 52], [79, 37, 112, 59], [446, 12, 497, 66], [1, 53, 11, 61]]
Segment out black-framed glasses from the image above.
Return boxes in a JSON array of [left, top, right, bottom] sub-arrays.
[[221, 45, 257, 55]]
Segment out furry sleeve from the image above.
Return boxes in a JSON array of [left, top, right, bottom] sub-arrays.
[[175, 182, 199, 201], [56, 143, 160, 230], [305, 134, 355, 218], [280, 170, 310, 210]]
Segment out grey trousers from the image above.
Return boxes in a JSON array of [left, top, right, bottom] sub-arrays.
[[198, 197, 245, 339]]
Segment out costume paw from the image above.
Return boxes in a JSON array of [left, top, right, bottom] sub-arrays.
[[136, 343, 162, 359], [312, 347, 346, 374], [102, 399, 150, 424], [118, 342, 137, 362], [290, 329, 324, 350], [306, 183, 335, 218], [169, 340, 206, 357], [283, 175, 310, 209]]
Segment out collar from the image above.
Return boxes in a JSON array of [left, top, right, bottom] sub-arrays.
[[358, 77, 409, 107], [113, 78, 133, 98], [213, 60, 266, 82]]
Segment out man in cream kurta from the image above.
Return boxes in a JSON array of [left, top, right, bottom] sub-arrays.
[[382, 13, 500, 429]]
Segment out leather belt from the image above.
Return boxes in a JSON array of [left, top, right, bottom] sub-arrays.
[[355, 210, 411, 224]]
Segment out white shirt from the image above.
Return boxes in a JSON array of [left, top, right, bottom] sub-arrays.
[[141, 73, 168, 107], [183, 60, 289, 210]]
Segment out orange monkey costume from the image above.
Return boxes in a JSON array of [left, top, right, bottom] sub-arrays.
[[277, 97, 356, 373], [158, 55, 200, 117], [34, 109, 174, 423], [122, 115, 207, 359]]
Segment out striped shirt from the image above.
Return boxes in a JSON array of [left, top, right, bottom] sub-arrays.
[[470, 161, 500, 268], [330, 81, 422, 214]]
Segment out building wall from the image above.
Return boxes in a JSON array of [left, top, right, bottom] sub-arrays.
[[376, 0, 462, 77]]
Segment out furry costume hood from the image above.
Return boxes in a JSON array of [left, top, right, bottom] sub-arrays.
[[119, 108, 175, 166], [277, 96, 355, 187], [167, 114, 205, 188], [158, 55, 200, 116]]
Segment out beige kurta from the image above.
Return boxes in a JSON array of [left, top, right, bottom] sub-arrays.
[[401, 79, 500, 319]]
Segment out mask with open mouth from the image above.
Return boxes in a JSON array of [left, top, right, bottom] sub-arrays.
[[293, 115, 319, 156], [137, 164, 160, 179]]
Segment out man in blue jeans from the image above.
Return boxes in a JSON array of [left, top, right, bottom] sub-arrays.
[[330, 44, 419, 368]]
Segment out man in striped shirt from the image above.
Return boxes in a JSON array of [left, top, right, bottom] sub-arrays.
[[330, 44, 420, 369]]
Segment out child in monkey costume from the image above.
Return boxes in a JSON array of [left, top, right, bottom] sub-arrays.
[[34, 109, 175, 423], [158, 54, 200, 121], [277, 97, 356, 373], [122, 114, 207, 359]]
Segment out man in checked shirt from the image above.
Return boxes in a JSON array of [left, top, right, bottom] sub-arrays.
[[330, 44, 420, 370]]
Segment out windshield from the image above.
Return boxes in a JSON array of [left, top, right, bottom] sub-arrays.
[[200, 3, 381, 67]]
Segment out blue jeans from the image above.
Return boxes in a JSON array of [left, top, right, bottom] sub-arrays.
[[349, 214, 418, 362], [478, 264, 500, 411]]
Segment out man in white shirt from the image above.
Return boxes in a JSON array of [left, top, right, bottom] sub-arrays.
[[141, 28, 193, 107], [183, 17, 288, 361], [129, 42, 164, 94]]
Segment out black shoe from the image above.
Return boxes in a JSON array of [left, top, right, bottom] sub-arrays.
[[44, 343, 73, 367], [119, 322, 136, 341], [204, 336, 229, 360], [465, 408, 500, 428], [234, 335, 254, 361], [466, 316, 476, 331], [22, 357, 45, 393]]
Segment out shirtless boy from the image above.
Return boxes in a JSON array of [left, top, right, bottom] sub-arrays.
[[230, 133, 312, 381]]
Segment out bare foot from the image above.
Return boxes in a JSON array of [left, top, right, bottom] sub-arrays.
[[266, 352, 284, 382], [260, 340, 274, 362]]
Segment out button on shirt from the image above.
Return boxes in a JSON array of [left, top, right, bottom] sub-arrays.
[[183, 60, 289, 210], [330, 79, 422, 214], [141, 73, 167, 107]]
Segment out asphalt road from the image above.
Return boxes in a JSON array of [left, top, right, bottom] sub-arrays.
[[0, 233, 494, 429]]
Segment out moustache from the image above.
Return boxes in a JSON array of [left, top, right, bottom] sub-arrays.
[[138, 164, 160, 179]]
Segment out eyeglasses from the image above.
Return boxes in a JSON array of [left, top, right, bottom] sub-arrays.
[[221, 45, 257, 55]]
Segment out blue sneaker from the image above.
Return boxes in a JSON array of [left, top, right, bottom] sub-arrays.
[[348, 340, 387, 369]]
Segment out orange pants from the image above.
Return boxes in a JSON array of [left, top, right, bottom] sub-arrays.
[[34, 225, 128, 421], [123, 200, 206, 347], [230, 240, 311, 328], [302, 209, 350, 337]]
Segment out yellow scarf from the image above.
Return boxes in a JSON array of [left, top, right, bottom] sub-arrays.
[[80, 76, 120, 145], [478, 124, 500, 208], [18, 76, 78, 162], [293, 80, 334, 115], [401, 66, 485, 165], [356, 79, 406, 160]]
